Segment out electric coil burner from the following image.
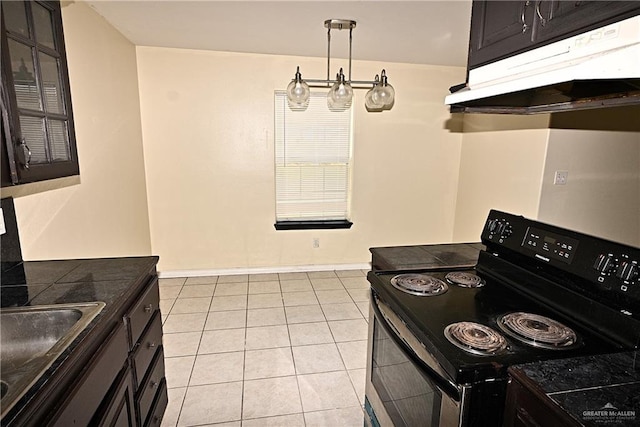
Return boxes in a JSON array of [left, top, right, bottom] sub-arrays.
[[365, 209, 640, 427], [445, 271, 485, 288], [444, 321, 508, 356], [497, 312, 578, 350], [389, 273, 448, 296]]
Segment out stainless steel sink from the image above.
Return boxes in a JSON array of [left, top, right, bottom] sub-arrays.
[[0, 302, 106, 419]]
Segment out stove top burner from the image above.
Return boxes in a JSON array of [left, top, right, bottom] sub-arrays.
[[444, 322, 508, 356], [445, 271, 485, 288], [390, 274, 448, 296], [498, 312, 578, 350]]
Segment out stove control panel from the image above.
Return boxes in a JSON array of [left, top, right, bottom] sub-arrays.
[[484, 218, 513, 242], [593, 252, 639, 291], [481, 210, 640, 313], [523, 227, 579, 264]]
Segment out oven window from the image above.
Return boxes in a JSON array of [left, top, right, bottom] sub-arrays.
[[371, 317, 442, 426]]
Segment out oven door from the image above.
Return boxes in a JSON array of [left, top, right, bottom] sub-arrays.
[[365, 294, 468, 427]]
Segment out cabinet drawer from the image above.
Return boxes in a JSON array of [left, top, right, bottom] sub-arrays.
[[52, 323, 128, 426], [133, 310, 163, 386], [136, 347, 165, 425], [127, 278, 159, 348], [144, 379, 167, 427]]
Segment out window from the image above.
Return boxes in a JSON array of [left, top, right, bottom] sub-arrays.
[[274, 91, 353, 230]]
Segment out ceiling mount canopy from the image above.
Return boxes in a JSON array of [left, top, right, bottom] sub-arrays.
[[286, 19, 394, 112]]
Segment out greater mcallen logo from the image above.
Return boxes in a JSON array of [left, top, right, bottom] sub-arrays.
[[583, 403, 636, 423]]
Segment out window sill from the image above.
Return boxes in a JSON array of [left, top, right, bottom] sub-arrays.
[[274, 220, 353, 230]]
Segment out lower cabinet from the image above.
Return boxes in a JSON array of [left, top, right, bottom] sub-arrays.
[[127, 276, 168, 427], [51, 322, 129, 426], [503, 368, 580, 427], [50, 275, 167, 426], [144, 380, 168, 427], [130, 308, 167, 426], [136, 349, 166, 426], [91, 364, 136, 427]]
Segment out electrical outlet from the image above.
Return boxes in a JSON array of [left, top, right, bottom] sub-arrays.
[[313, 238, 320, 248], [554, 171, 569, 185]]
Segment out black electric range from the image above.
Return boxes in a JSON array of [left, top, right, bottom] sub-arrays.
[[364, 210, 640, 427], [369, 266, 625, 385]]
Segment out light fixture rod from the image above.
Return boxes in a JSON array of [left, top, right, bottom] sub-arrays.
[[349, 25, 353, 82], [323, 19, 356, 84], [304, 79, 379, 90], [326, 22, 331, 83]]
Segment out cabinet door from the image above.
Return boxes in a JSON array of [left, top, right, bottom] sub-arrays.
[[0, 0, 78, 186], [504, 371, 582, 427], [92, 364, 136, 427], [536, 1, 640, 45], [468, 1, 536, 69], [51, 323, 129, 426]]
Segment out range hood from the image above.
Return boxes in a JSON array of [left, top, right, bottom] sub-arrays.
[[445, 15, 640, 114]]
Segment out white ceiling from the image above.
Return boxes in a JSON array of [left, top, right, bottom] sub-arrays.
[[85, 1, 473, 67]]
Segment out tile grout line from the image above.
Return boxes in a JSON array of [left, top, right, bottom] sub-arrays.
[[286, 277, 309, 427], [174, 278, 217, 427], [240, 282, 250, 424]]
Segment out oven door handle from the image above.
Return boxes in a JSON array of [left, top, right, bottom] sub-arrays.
[[372, 293, 462, 400]]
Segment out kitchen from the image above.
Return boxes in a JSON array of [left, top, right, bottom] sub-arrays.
[[1, 1, 639, 426]]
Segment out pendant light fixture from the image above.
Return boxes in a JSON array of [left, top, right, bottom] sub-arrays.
[[286, 66, 311, 109], [328, 68, 354, 109], [286, 19, 394, 112]]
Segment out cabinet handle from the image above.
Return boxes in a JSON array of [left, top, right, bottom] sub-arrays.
[[535, 1, 546, 27], [147, 341, 157, 349], [144, 303, 154, 313], [521, 1, 531, 33], [150, 380, 158, 389], [18, 138, 31, 170]]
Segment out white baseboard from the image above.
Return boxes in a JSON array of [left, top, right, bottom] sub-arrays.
[[159, 262, 371, 278]]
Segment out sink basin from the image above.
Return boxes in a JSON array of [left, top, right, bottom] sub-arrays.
[[0, 302, 105, 419]]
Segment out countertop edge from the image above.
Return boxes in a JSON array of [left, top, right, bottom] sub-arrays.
[[2, 256, 159, 427]]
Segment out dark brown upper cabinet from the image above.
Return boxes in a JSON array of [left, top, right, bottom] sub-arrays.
[[1, 0, 78, 187], [467, 1, 640, 70], [467, 1, 536, 70]]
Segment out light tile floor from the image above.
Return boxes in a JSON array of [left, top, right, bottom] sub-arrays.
[[159, 270, 370, 427]]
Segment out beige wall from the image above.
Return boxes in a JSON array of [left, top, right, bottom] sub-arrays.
[[451, 114, 550, 242], [1, 2, 152, 260], [452, 112, 640, 248], [136, 46, 465, 272], [538, 129, 640, 247]]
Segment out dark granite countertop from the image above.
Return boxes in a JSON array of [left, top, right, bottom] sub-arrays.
[[513, 352, 640, 426], [0, 256, 159, 426], [369, 242, 484, 270]]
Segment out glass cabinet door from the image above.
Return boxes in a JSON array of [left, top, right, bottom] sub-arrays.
[[1, 0, 78, 186]]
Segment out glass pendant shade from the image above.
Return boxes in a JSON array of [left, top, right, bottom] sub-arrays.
[[327, 68, 353, 110], [364, 89, 377, 109], [286, 66, 310, 108], [371, 70, 395, 109], [365, 75, 383, 111]]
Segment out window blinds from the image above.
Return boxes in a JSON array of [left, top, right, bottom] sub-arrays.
[[274, 91, 353, 222]]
